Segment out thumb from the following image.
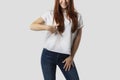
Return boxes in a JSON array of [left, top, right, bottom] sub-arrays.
[[55, 23, 59, 27], [54, 24, 59, 29], [62, 60, 66, 63], [72, 62, 74, 67]]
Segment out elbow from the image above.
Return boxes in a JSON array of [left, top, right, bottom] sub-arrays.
[[29, 24, 35, 31], [29, 26, 33, 30]]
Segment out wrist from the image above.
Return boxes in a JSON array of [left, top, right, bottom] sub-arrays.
[[69, 55, 74, 59], [45, 25, 50, 30]]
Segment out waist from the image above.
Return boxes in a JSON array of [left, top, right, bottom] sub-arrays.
[[43, 48, 70, 55], [42, 48, 70, 55]]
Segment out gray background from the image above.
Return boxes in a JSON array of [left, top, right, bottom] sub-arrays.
[[0, 0, 120, 80]]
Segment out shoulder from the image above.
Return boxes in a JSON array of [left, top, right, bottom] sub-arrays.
[[76, 11, 84, 28], [77, 11, 83, 20], [40, 10, 54, 20], [49, 10, 54, 15], [43, 10, 54, 16]]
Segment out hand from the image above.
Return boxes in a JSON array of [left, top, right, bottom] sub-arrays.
[[62, 56, 74, 71], [47, 24, 59, 33]]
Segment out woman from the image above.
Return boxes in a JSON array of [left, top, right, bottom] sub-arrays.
[[30, 0, 84, 80]]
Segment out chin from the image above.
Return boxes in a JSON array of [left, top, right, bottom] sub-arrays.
[[62, 6, 67, 9]]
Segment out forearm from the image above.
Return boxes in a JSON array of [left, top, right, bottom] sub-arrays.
[[70, 29, 82, 59], [30, 24, 49, 31]]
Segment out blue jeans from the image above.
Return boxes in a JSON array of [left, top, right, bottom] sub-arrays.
[[41, 48, 80, 80]]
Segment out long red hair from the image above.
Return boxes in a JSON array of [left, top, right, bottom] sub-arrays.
[[53, 0, 78, 34]]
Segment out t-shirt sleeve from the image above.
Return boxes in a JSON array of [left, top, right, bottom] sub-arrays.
[[77, 13, 84, 29], [40, 11, 50, 24]]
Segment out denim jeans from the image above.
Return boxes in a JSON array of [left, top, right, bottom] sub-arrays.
[[41, 48, 80, 80]]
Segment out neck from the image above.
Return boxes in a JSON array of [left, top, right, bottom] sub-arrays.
[[62, 8, 67, 13]]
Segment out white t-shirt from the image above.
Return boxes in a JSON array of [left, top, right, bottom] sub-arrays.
[[41, 10, 84, 55]]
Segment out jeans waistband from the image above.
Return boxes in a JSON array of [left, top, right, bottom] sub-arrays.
[[42, 48, 70, 56]]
